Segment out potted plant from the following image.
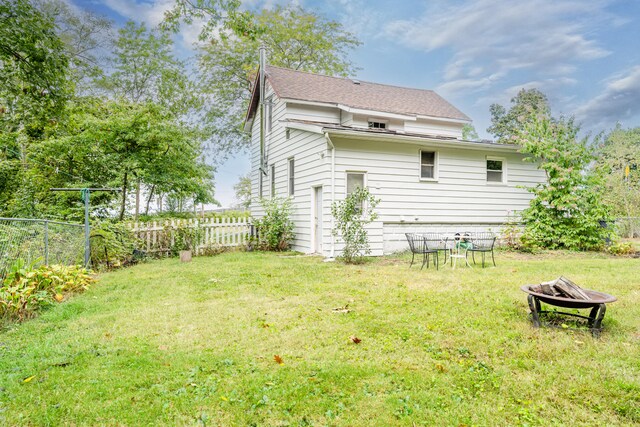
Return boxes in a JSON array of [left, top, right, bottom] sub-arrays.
[[173, 225, 200, 262]]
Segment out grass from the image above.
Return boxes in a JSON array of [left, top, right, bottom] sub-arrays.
[[0, 250, 638, 426]]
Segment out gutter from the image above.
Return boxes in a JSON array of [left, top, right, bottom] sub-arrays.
[[324, 132, 336, 259]]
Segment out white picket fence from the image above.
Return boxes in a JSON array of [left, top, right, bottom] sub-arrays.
[[128, 217, 252, 256]]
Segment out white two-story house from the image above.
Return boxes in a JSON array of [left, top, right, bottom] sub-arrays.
[[245, 64, 545, 257]]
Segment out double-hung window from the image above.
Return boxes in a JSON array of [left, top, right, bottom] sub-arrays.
[[288, 158, 295, 196], [420, 150, 437, 180], [486, 158, 505, 183], [266, 96, 273, 133], [346, 172, 365, 212], [270, 164, 276, 197]]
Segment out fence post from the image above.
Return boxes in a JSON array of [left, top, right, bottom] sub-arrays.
[[44, 220, 49, 265], [84, 190, 90, 267]]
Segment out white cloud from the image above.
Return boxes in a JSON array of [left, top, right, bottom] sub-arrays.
[[103, 0, 175, 27], [576, 66, 640, 128], [385, 0, 612, 96]]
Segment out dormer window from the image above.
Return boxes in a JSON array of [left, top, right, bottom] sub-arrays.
[[368, 120, 387, 130]]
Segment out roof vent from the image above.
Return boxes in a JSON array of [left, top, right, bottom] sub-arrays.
[[352, 79, 361, 85]]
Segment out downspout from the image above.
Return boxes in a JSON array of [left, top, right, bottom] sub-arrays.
[[324, 132, 336, 259], [259, 46, 267, 177]]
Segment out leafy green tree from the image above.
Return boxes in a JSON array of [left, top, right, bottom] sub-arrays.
[[0, 0, 70, 139], [233, 173, 251, 209], [595, 125, 640, 236], [23, 99, 213, 221], [331, 187, 380, 263], [516, 115, 611, 250], [488, 89, 550, 144], [38, 0, 113, 91], [462, 124, 479, 141], [0, 0, 71, 216], [100, 21, 198, 118], [196, 5, 361, 155]]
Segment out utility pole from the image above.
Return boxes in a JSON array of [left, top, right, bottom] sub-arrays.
[[50, 188, 121, 267]]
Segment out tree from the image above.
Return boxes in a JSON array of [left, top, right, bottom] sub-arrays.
[[0, 0, 71, 216], [196, 5, 361, 156], [331, 187, 380, 263], [233, 173, 251, 209], [488, 89, 550, 144], [516, 115, 611, 250], [0, 0, 70, 138], [38, 0, 113, 92], [19, 99, 214, 221], [100, 21, 198, 118], [595, 125, 640, 236], [462, 124, 479, 141]]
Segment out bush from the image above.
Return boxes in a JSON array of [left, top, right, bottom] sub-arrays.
[[162, 223, 202, 255], [331, 187, 380, 264], [0, 260, 96, 322], [606, 241, 635, 256], [253, 198, 295, 251], [90, 221, 141, 269]]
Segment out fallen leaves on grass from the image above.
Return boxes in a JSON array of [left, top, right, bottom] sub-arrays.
[[332, 304, 350, 313], [22, 375, 36, 383], [274, 355, 284, 365], [435, 363, 447, 373], [350, 336, 361, 344]]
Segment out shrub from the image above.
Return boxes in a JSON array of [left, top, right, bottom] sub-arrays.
[[517, 115, 613, 250], [163, 223, 202, 254], [0, 260, 96, 322], [606, 241, 635, 256], [90, 221, 141, 269], [331, 187, 380, 264], [253, 198, 295, 251]]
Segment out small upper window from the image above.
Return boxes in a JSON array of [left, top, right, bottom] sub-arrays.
[[487, 159, 504, 183], [420, 151, 436, 180], [368, 121, 387, 129]]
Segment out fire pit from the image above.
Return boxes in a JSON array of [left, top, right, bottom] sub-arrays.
[[521, 281, 617, 337]]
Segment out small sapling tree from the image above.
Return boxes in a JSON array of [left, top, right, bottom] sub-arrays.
[[331, 187, 380, 263]]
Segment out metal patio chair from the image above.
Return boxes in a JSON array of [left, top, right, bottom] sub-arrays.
[[423, 232, 448, 268], [466, 232, 497, 267], [405, 233, 439, 270]]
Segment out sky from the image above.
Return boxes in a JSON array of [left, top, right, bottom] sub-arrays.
[[71, 0, 640, 207]]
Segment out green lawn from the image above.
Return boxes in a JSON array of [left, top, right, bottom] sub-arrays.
[[1, 251, 638, 426]]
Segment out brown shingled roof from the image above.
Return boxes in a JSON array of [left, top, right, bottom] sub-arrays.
[[265, 65, 471, 122]]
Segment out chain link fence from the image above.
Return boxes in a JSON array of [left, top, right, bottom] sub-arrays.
[[0, 218, 85, 278]]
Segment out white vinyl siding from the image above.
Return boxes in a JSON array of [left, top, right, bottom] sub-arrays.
[[332, 136, 545, 256]]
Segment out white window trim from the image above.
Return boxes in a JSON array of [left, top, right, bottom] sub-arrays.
[[486, 156, 507, 185], [287, 157, 295, 197], [419, 149, 439, 182]]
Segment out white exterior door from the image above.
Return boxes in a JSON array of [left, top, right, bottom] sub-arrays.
[[314, 187, 323, 253]]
